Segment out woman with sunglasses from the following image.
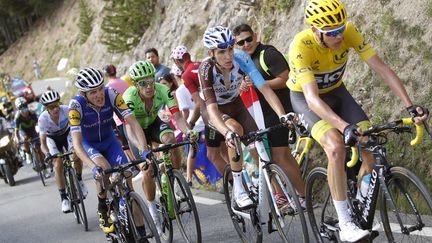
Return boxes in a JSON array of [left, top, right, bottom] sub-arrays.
[[200, 26, 290, 210], [288, 0, 429, 241], [38, 90, 87, 213], [123, 60, 198, 234]]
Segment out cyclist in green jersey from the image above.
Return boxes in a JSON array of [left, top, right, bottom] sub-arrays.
[[122, 60, 197, 234]]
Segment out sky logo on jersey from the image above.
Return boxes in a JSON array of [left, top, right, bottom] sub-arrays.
[[315, 63, 347, 90], [115, 95, 128, 110], [68, 109, 81, 126]]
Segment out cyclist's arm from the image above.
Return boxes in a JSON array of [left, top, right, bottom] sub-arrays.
[[366, 55, 412, 108], [172, 111, 190, 134], [39, 133, 49, 155], [71, 131, 95, 169], [257, 83, 286, 117], [123, 114, 148, 151], [191, 92, 209, 123], [302, 82, 349, 132]]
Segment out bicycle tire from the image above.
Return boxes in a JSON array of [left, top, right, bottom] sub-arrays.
[[157, 177, 174, 243], [267, 164, 309, 243], [299, 153, 311, 180], [380, 166, 432, 242], [69, 167, 88, 231], [305, 167, 338, 243], [127, 191, 161, 243], [31, 147, 45, 186], [170, 169, 202, 243], [223, 165, 262, 243]]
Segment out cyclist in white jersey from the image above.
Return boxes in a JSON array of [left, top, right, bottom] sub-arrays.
[[38, 90, 88, 213]]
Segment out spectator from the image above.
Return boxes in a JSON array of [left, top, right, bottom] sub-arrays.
[[145, 48, 171, 81]]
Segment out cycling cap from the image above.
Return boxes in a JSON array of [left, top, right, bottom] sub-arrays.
[[75, 67, 104, 92], [171, 45, 188, 60], [128, 60, 155, 82], [103, 64, 117, 76], [40, 90, 60, 106], [202, 26, 235, 50], [305, 0, 347, 29], [15, 97, 27, 110], [170, 64, 183, 76]]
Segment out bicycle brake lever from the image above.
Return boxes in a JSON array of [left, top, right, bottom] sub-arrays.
[[422, 121, 432, 140]]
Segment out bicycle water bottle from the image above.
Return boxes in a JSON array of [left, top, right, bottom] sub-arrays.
[[356, 173, 371, 203], [119, 197, 127, 221], [161, 173, 175, 219]]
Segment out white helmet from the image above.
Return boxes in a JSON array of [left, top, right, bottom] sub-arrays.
[[170, 64, 183, 76], [170, 45, 188, 60], [202, 26, 235, 50], [75, 67, 104, 92], [40, 90, 60, 106], [15, 97, 27, 110]]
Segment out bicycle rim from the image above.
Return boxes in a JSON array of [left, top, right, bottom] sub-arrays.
[[380, 166, 432, 242], [70, 168, 88, 231], [306, 167, 339, 243], [170, 169, 201, 243], [127, 191, 161, 243], [268, 164, 309, 243], [223, 165, 262, 243], [32, 149, 45, 186]]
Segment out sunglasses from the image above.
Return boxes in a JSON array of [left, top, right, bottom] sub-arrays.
[[318, 24, 346, 37], [236, 36, 253, 46], [137, 79, 155, 88], [46, 103, 60, 110], [216, 38, 235, 49]]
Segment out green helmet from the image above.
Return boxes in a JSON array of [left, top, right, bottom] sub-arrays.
[[128, 60, 156, 82]]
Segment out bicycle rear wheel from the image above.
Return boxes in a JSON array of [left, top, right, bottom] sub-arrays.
[[170, 169, 201, 243], [156, 180, 173, 242], [306, 167, 339, 243], [31, 148, 45, 186], [223, 165, 262, 243], [68, 167, 88, 231], [380, 166, 432, 242], [267, 164, 309, 242], [127, 191, 161, 243]]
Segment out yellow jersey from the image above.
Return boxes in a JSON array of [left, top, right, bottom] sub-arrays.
[[287, 22, 376, 94]]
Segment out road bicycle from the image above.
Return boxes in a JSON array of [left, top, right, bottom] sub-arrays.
[[223, 123, 309, 243], [306, 117, 432, 242], [101, 159, 161, 243], [20, 137, 48, 186], [51, 150, 88, 231], [146, 140, 201, 243]]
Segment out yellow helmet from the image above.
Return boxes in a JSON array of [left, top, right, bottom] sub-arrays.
[[305, 0, 347, 29], [120, 74, 134, 87]]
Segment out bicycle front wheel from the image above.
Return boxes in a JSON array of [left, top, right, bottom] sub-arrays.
[[380, 166, 432, 242], [127, 191, 161, 243], [306, 167, 338, 243], [31, 149, 45, 186], [69, 168, 88, 231], [170, 169, 201, 243], [223, 165, 262, 243], [267, 164, 309, 242]]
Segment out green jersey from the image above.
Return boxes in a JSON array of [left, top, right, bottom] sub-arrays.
[[122, 83, 179, 129]]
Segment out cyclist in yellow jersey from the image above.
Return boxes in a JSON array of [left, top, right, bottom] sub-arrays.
[[288, 0, 429, 242]]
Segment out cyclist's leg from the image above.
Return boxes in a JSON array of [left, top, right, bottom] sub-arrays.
[[205, 125, 228, 174], [47, 137, 65, 189], [186, 144, 196, 183]]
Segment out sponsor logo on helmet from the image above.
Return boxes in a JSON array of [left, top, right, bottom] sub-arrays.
[[68, 109, 81, 126]]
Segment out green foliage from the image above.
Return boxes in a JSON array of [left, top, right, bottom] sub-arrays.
[[262, 25, 275, 43], [78, 0, 95, 44], [101, 0, 155, 53], [261, 0, 295, 12], [379, 0, 391, 6], [381, 10, 425, 39], [427, 1, 432, 18]]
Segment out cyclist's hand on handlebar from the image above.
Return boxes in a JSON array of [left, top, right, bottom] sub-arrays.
[[92, 166, 102, 180], [44, 153, 53, 163], [343, 124, 361, 146], [406, 105, 429, 124], [279, 113, 296, 128], [139, 149, 152, 170], [224, 131, 238, 149]]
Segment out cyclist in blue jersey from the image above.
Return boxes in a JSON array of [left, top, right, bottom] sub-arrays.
[[200, 26, 291, 210], [68, 68, 149, 234]]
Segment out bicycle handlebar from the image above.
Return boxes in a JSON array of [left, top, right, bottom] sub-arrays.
[[346, 117, 425, 168]]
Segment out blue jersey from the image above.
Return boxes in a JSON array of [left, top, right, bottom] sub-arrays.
[[68, 87, 131, 143], [199, 49, 266, 105]]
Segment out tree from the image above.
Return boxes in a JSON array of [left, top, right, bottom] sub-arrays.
[[78, 0, 95, 44], [100, 0, 155, 53]]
